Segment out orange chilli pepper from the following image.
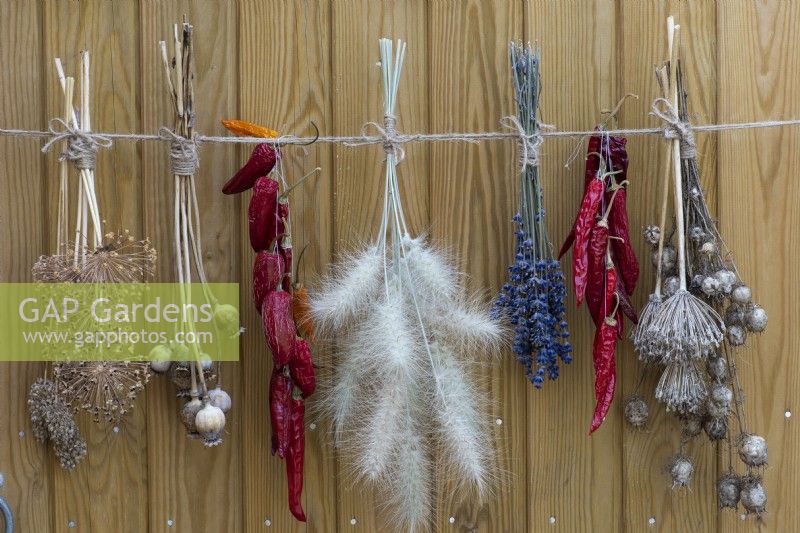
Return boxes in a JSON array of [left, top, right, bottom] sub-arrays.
[[292, 284, 315, 340], [221, 119, 279, 139]]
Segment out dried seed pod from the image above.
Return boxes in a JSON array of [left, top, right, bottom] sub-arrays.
[[644, 225, 661, 246], [624, 396, 649, 429], [726, 325, 747, 347], [717, 472, 741, 509], [710, 383, 733, 407], [700, 241, 717, 255], [662, 276, 680, 299], [169, 362, 217, 395], [701, 276, 721, 297], [704, 416, 728, 441], [688, 225, 706, 243], [181, 398, 203, 438], [724, 304, 746, 328], [738, 434, 768, 467], [746, 305, 768, 333], [214, 303, 241, 338], [668, 454, 694, 488], [651, 245, 677, 273], [195, 403, 226, 447], [680, 414, 703, 439], [740, 475, 767, 515], [731, 285, 752, 305], [208, 386, 232, 413], [706, 356, 728, 381], [714, 270, 737, 295], [149, 344, 173, 373]]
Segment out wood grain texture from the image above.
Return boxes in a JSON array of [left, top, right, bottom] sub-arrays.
[[0, 1, 797, 532], [717, 2, 800, 531], [0, 1, 51, 532], [427, 1, 523, 531]]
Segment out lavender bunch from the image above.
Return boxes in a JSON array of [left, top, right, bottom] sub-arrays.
[[494, 43, 571, 388]]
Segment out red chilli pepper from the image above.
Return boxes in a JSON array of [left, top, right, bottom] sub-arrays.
[[249, 176, 280, 252], [253, 251, 285, 312], [590, 266, 618, 434], [222, 143, 277, 194], [585, 222, 609, 327], [572, 179, 605, 305], [269, 368, 293, 458], [558, 134, 602, 259], [286, 390, 307, 522], [608, 186, 639, 295], [263, 291, 297, 366], [289, 338, 316, 397], [616, 284, 638, 325]]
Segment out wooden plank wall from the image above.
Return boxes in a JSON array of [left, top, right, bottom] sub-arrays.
[[0, 1, 796, 532]]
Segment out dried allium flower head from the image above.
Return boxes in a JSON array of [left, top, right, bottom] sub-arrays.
[[738, 434, 768, 467], [32, 254, 79, 282], [745, 305, 768, 333], [624, 396, 649, 429], [731, 285, 752, 305], [717, 472, 741, 509], [726, 325, 747, 347], [668, 454, 694, 488], [706, 356, 728, 381], [54, 361, 151, 422], [740, 474, 767, 515], [27, 378, 87, 470], [75, 231, 157, 283]]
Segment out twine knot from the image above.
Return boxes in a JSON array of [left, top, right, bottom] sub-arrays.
[[41, 118, 112, 170], [500, 115, 546, 171], [350, 114, 405, 161], [651, 97, 696, 159], [159, 127, 199, 176]]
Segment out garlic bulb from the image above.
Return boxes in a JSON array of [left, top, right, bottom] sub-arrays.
[[706, 356, 728, 381], [208, 386, 232, 413], [149, 344, 173, 373], [704, 416, 728, 441], [195, 404, 226, 446], [724, 304, 746, 327], [701, 276, 721, 297], [738, 434, 768, 467], [662, 276, 680, 299], [714, 269, 737, 295]]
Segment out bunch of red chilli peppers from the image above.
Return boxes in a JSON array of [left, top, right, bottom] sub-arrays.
[[560, 132, 639, 433], [222, 120, 316, 522]]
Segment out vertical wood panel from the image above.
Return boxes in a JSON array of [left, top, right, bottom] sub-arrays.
[[427, 1, 523, 531], [717, 2, 800, 531], [0, 1, 51, 531], [524, 1, 621, 531], [330, 0, 429, 530], [140, 2, 242, 532]]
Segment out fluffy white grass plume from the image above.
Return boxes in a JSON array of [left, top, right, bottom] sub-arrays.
[[400, 234, 460, 302], [430, 342, 493, 499], [310, 245, 383, 333], [356, 377, 409, 481], [383, 415, 432, 532]]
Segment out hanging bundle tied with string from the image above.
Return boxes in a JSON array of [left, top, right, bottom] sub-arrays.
[[310, 38, 504, 531], [150, 19, 235, 447]]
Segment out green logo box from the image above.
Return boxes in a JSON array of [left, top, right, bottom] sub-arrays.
[[0, 283, 240, 362]]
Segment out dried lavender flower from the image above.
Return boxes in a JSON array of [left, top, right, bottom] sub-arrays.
[[27, 378, 87, 470]]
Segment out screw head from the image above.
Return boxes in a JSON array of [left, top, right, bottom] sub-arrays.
[[167, 518, 174, 527], [350, 517, 358, 525], [785, 410, 792, 418], [448, 516, 455, 524], [67, 520, 76, 528], [264, 518, 272, 526], [648, 517, 656, 526], [495, 418, 503, 426], [549, 516, 556, 524]]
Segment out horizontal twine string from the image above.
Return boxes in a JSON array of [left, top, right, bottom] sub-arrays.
[[5, 116, 800, 149]]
